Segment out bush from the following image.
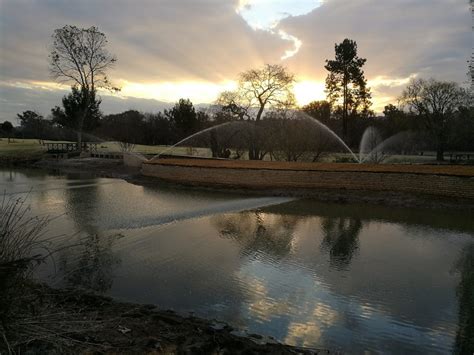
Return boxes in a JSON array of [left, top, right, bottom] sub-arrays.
[[0, 195, 50, 344]]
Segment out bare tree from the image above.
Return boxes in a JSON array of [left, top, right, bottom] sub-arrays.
[[400, 78, 468, 161], [216, 64, 296, 160], [49, 25, 117, 149], [216, 91, 251, 120]]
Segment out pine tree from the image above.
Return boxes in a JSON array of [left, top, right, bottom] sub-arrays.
[[325, 39, 372, 139]]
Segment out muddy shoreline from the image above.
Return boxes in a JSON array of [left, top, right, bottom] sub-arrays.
[[3, 283, 326, 354], [30, 157, 474, 211]]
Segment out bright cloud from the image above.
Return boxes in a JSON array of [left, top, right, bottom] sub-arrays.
[[118, 80, 237, 104], [0, 0, 471, 119]]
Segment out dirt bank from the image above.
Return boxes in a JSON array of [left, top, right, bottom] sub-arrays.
[[2, 284, 326, 354]]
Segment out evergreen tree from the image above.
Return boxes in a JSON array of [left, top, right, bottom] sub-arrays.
[[51, 87, 102, 138], [164, 98, 200, 140], [325, 39, 372, 139]]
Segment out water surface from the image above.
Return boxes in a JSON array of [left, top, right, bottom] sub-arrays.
[[2, 168, 473, 353]]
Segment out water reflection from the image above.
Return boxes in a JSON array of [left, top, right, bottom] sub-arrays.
[[320, 217, 362, 269], [63, 175, 100, 236], [58, 234, 122, 292], [3, 168, 474, 353], [212, 212, 305, 259], [455, 244, 474, 354]]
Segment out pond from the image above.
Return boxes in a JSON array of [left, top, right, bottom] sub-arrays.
[[2, 168, 473, 353]]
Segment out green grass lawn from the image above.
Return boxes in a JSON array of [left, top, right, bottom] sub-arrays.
[[0, 138, 47, 158], [1, 137, 469, 164], [0, 138, 211, 159]]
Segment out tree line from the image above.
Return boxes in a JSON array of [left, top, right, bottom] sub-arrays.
[[2, 25, 472, 161]]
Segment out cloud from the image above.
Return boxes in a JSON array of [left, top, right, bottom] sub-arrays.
[[0, 81, 175, 121], [0, 0, 471, 116], [279, 0, 471, 83], [0, 0, 290, 84]]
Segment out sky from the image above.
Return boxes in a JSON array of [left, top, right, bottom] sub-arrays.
[[0, 0, 472, 121]]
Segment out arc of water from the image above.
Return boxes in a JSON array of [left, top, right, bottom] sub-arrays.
[[360, 131, 412, 163], [154, 121, 244, 159], [299, 112, 361, 163], [153, 112, 361, 163], [359, 126, 382, 163]]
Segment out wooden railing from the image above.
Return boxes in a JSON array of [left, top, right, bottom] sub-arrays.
[[45, 142, 98, 154]]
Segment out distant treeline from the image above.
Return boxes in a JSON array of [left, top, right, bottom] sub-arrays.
[[4, 98, 473, 155]]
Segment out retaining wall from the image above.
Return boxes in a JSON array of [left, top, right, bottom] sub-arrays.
[[141, 159, 474, 199]]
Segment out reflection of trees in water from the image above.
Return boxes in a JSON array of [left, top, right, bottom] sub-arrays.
[[63, 175, 100, 236], [455, 243, 474, 354], [58, 233, 121, 293], [59, 176, 120, 293], [212, 212, 304, 259], [320, 217, 362, 269]]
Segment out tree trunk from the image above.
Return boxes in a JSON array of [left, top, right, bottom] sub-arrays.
[[342, 75, 348, 141], [436, 131, 446, 161], [436, 146, 444, 161], [76, 89, 92, 152], [256, 106, 264, 122], [249, 147, 257, 160]]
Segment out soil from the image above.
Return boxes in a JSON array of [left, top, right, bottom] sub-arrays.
[[3, 284, 327, 354]]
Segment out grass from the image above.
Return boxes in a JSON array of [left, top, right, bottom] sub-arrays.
[[0, 195, 112, 354], [1, 138, 472, 164], [0, 138, 210, 158], [0, 195, 51, 351], [0, 139, 47, 159]]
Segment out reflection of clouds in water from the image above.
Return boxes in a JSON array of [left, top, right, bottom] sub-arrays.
[[284, 322, 322, 348], [239, 275, 292, 323], [312, 302, 338, 326], [235, 259, 337, 347], [285, 302, 339, 347], [5, 169, 473, 353]]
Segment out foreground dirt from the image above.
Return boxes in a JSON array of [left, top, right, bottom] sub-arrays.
[[2, 284, 326, 354]]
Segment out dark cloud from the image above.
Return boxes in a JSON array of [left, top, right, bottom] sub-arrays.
[[0, 83, 174, 121], [0, 0, 471, 117], [279, 0, 471, 82], [0, 0, 289, 84]]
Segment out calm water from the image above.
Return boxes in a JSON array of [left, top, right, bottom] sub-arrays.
[[2, 168, 474, 353]]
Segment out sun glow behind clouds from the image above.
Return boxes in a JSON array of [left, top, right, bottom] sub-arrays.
[[294, 81, 326, 106], [236, 0, 323, 59], [121, 79, 326, 107], [237, 0, 323, 30], [118, 80, 237, 104]]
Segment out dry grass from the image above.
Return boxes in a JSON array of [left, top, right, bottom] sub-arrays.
[[0, 196, 115, 354]]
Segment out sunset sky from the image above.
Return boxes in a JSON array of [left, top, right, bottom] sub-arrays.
[[0, 0, 472, 121]]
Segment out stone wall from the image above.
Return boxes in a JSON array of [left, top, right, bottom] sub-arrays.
[[141, 161, 474, 199], [123, 152, 146, 168]]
